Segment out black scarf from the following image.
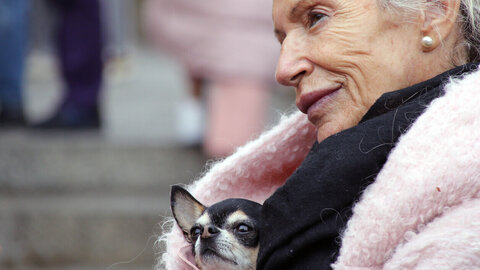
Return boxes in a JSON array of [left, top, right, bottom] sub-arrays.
[[257, 63, 479, 270]]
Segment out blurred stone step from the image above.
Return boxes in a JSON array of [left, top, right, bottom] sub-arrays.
[[0, 193, 171, 269], [0, 130, 206, 269], [0, 130, 206, 193]]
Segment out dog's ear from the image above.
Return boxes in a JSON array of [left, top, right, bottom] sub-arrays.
[[170, 185, 206, 242]]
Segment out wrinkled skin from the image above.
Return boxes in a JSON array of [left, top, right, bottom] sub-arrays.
[[273, 0, 453, 142]]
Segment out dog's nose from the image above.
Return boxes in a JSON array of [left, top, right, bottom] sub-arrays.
[[202, 225, 220, 238]]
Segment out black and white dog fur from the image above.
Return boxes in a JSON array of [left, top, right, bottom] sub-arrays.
[[170, 185, 261, 270]]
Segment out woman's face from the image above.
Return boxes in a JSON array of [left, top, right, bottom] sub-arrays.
[[273, 0, 428, 142]]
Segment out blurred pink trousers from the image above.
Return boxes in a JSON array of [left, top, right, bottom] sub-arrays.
[[143, 0, 279, 157], [205, 80, 269, 157]]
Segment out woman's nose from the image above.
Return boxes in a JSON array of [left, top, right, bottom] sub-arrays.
[[275, 38, 312, 87]]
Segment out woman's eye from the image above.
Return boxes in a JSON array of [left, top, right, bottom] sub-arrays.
[[308, 12, 326, 28], [235, 224, 252, 234]]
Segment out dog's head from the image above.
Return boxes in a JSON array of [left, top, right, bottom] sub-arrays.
[[170, 185, 261, 270]]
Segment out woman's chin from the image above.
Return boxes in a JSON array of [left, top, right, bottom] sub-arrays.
[[315, 113, 364, 142], [316, 123, 339, 143], [315, 120, 353, 143]]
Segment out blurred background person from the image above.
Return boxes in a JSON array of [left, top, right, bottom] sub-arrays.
[[143, 0, 280, 158], [33, 0, 104, 130], [0, 0, 30, 127]]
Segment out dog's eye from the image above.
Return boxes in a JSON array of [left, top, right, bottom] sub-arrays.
[[190, 226, 203, 240], [235, 224, 252, 234]]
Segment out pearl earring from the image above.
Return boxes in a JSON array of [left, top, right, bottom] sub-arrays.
[[421, 36, 433, 48]]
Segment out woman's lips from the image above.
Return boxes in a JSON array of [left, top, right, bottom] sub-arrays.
[[296, 86, 341, 114]]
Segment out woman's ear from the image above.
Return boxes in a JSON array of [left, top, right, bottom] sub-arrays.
[[420, 0, 461, 51]]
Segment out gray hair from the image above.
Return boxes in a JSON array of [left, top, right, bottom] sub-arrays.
[[379, 0, 480, 64]]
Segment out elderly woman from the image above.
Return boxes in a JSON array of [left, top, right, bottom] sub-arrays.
[[159, 0, 480, 269]]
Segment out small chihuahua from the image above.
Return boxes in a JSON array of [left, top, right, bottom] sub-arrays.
[[170, 185, 261, 270]]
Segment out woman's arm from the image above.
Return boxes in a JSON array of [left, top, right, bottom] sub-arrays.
[[384, 198, 480, 270], [158, 111, 316, 270]]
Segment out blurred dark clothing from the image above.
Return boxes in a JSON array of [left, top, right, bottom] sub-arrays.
[[37, 0, 103, 129], [0, 0, 30, 126]]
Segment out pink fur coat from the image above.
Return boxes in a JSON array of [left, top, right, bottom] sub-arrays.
[[157, 68, 480, 269]]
